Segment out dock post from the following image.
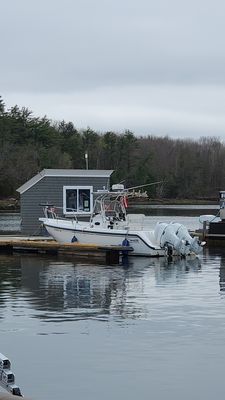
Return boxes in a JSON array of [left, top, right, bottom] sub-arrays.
[[203, 221, 207, 240], [105, 249, 120, 264]]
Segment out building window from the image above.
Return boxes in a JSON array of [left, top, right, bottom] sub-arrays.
[[63, 186, 93, 215]]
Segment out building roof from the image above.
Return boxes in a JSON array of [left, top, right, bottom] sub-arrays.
[[17, 169, 114, 194]]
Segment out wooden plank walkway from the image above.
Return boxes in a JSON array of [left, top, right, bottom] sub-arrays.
[[0, 236, 133, 264], [192, 230, 225, 246]]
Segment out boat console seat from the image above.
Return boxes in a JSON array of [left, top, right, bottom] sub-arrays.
[[127, 214, 145, 228]]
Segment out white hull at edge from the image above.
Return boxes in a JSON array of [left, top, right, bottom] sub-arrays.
[[42, 218, 165, 256]]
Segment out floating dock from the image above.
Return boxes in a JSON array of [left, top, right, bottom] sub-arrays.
[[193, 228, 225, 246], [202, 233, 225, 246], [0, 236, 133, 264]]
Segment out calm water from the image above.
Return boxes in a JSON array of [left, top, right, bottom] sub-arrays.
[[0, 207, 223, 400], [0, 248, 225, 400], [0, 213, 21, 233]]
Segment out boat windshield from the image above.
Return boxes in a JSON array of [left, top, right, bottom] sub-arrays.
[[92, 192, 127, 220]]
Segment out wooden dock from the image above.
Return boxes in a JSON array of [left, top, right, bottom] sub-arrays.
[[0, 236, 133, 264], [202, 233, 225, 247], [193, 229, 225, 246]]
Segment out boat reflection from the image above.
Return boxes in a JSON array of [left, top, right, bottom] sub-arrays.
[[19, 255, 201, 320], [219, 255, 225, 293], [203, 247, 225, 293], [0, 254, 202, 322]]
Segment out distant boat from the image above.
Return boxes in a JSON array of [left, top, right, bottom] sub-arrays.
[[199, 191, 225, 235]]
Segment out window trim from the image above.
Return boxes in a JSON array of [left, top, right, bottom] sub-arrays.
[[63, 186, 93, 215]]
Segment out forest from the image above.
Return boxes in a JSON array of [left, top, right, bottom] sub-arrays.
[[0, 95, 224, 200]]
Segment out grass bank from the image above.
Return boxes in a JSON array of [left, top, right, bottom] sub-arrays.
[[0, 198, 20, 211]]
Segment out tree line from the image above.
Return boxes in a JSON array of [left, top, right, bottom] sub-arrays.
[[0, 95, 224, 199]]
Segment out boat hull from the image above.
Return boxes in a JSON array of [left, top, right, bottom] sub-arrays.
[[42, 220, 166, 257]]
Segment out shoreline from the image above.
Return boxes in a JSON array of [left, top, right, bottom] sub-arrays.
[[0, 199, 20, 211], [0, 198, 218, 212], [129, 198, 218, 206]]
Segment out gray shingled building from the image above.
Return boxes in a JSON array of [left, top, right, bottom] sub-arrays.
[[17, 169, 113, 235]]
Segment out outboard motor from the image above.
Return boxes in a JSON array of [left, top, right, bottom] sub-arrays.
[[171, 223, 204, 254], [0, 353, 11, 371], [154, 222, 191, 256], [0, 352, 23, 397], [1, 370, 15, 384]]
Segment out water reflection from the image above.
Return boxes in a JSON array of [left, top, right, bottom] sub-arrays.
[[0, 254, 203, 322], [0, 255, 23, 319], [219, 253, 225, 293], [2, 250, 225, 400]]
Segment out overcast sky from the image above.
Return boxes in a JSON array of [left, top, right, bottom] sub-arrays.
[[1, 0, 225, 138]]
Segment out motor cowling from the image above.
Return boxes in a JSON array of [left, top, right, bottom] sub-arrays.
[[171, 223, 203, 254], [154, 222, 191, 256]]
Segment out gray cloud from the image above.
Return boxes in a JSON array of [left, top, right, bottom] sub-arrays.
[[4, 84, 225, 138], [1, 0, 225, 137]]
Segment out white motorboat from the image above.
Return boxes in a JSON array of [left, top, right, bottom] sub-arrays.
[[39, 185, 204, 257], [0, 353, 23, 397]]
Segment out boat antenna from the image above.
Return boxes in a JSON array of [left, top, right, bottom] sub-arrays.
[[124, 180, 164, 192]]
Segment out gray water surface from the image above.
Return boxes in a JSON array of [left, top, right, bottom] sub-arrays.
[[0, 247, 225, 400], [0, 213, 21, 232]]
